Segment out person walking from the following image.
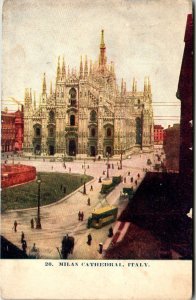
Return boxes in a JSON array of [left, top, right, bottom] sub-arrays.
[[30, 218, 34, 229], [90, 185, 93, 191], [78, 211, 81, 221], [108, 227, 113, 238], [99, 242, 103, 254], [81, 212, 84, 221], [21, 231, 25, 243], [87, 234, 92, 245], [13, 220, 18, 232], [22, 240, 27, 254], [87, 198, 91, 206]]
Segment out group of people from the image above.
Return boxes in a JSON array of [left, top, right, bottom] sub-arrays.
[[78, 211, 84, 221], [86, 227, 114, 254]]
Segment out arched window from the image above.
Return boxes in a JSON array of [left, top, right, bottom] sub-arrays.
[[49, 111, 55, 123], [91, 128, 96, 137], [136, 117, 142, 144], [90, 110, 97, 122], [106, 128, 112, 137], [69, 88, 76, 99], [70, 115, 75, 126], [35, 127, 41, 137]]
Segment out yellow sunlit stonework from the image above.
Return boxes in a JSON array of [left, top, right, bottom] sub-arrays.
[[23, 30, 154, 157]]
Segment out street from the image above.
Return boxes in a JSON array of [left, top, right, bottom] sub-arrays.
[[1, 152, 155, 259]]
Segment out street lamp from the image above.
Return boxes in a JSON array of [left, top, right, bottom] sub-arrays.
[[106, 152, 110, 179], [83, 159, 86, 194], [36, 178, 42, 229]]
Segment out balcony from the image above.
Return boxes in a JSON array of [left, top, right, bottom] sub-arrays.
[[65, 125, 78, 132]]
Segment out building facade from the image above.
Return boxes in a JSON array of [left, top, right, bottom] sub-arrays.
[[23, 31, 154, 157], [163, 124, 180, 172], [154, 125, 164, 145], [1, 107, 24, 152]]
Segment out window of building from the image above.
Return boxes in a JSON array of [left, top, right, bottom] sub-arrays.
[[70, 115, 75, 126], [90, 110, 97, 122], [91, 128, 96, 137], [36, 127, 41, 137], [106, 128, 112, 137]]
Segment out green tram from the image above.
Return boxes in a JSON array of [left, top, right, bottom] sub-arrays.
[[87, 205, 118, 229]]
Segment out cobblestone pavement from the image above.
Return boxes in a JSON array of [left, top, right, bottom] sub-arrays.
[[1, 152, 155, 259]]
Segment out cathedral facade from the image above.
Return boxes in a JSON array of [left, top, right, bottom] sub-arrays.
[[23, 30, 154, 158]]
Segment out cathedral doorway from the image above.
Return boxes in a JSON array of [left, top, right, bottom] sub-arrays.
[[49, 145, 55, 156], [69, 139, 76, 156], [35, 144, 41, 155], [90, 146, 96, 157], [106, 146, 112, 156]]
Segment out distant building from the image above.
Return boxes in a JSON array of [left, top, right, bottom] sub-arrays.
[[154, 125, 164, 145], [1, 107, 24, 152], [23, 30, 154, 157], [163, 124, 180, 172], [176, 14, 193, 213]]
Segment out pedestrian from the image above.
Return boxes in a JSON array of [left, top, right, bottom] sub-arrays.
[[51, 166, 53, 170], [64, 164, 66, 169], [22, 240, 27, 254], [98, 177, 102, 183], [87, 234, 92, 246], [88, 165, 89, 169], [108, 227, 113, 238], [30, 218, 34, 229], [81, 212, 84, 221], [131, 177, 133, 183], [13, 220, 18, 232], [63, 186, 67, 194], [128, 171, 130, 176], [90, 185, 93, 191], [69, 168, 71, 173], [87, 198, 91, 206], [78, 211, 81, 221], [31, 243, 37, 252], [21, 231, 25, 243], [135, 180, 137, 186], [99, 242, 103, 254], [124, 177, 126, 183], [137, 173, 140, 178]]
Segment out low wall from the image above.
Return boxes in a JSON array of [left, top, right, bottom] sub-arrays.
[[1, 164, 36, 188]]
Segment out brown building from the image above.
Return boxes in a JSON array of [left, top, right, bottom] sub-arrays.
[[176, 14, 193, 213], [163, 124, 180, 171], [1, 107, 24, 152], [154, 125, 164, 145]]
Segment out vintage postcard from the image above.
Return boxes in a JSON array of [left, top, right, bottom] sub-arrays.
[[0, 0, 193, 299]]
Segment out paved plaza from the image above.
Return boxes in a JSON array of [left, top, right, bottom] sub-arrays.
[[1, 152, 156, 259]]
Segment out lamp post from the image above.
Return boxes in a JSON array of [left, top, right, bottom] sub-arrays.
[[106, 152, 109, 179], [83, 159, 86, 194], [36, 178, 42, 229]]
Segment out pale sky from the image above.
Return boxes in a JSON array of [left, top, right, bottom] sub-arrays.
[[2, 0, 192, 128]]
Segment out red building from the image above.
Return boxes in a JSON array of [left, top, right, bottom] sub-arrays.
[[1, 107, 24, 152], [154, 125, 164, 145]]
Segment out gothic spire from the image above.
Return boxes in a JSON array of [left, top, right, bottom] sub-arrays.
[[132, 78, 135, 92], [42, 73, 46, 94], [80, 56, 83, 79], [34, 91, 36, 109], [148, 77, 151, 94], [84, 55, 88, 78], [57, 56, 61, 80], [99, 29, 106, 67], [89, 59, 92, 75], [144, 77, 148, 93], [62, 57, 66, 78], [121, 78, 124, 94], [50, 81, 53, 95]]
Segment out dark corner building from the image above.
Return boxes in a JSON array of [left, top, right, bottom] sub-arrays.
[[105, 14, 193, 260], [176, 14, 193, 214]]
